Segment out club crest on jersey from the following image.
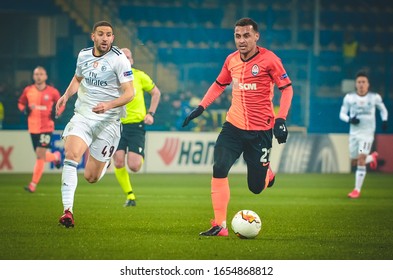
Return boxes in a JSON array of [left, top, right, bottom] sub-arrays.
[[251, 64, 259, 76], [93, 61, 99, 68]]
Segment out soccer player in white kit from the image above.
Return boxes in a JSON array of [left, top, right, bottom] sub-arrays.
[[55, 21, 135, 227], [339, 71, 388, 199]]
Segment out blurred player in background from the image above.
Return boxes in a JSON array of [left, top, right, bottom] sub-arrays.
[[113, 48, 161, 207], [183, 18, 293, 236], [18, 66, 63, 193], [55, 21, 135, 228], [339, 71, 388, 199]]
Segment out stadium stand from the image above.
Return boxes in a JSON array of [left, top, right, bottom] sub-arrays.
[[0, 0, 392, 133]]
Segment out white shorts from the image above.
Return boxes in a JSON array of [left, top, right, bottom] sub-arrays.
[[349, 134, 374, 159], [62, 113, 121, 162]]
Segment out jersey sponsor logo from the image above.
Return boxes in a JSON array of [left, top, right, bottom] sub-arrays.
[[85, 71, 108, 86], [30, 105, 48, 110], [233, 78, 257, 90], [280, 73, 288, 80], [123, 70, 133, 77], [85, 77, 108, 86], [238, 83, 257, 90], [251, 64, 259, 76]]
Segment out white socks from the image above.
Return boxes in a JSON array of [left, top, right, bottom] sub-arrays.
[[61, 159, 78, 213], [355, 165, 366, 192]]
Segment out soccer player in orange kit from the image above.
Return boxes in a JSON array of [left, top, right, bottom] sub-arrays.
[[18, 66, 64, 193], [183, 18, 293, 236]]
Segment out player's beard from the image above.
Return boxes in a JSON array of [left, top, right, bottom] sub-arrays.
[[97, 43, 111, 55], [237, 45, 251, 58]]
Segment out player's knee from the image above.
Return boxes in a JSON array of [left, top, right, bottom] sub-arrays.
[[248, 184, 263, 194], [84, 172, 99, 183], [126, 154, 143, 172], [247, 173, 266, 194], [128, 161, 142, 173], [85, 176, 98, 184], [64, 150, 81, 163], [129, 165, 141, 173], [213, 161, 230, 178], [113, 157, 125, 169], [357, 155, 366, 166], [246, 164, 268, 194]]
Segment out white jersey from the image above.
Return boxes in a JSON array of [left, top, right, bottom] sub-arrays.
[[339, 92, 388, 137], [74, 46, 134, 121]]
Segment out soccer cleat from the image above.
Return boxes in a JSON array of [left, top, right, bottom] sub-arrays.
[[199, 221, 228, 236], [53, 151, 62, 169], [348, 189, 360, 199], [24, 184, 36, 193], [124, 199, 136, 207], [369, 152, 378, 170], [59, 209, 74, 228]]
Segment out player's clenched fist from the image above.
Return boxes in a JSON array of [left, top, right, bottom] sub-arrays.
[[273, 118, 288, 144]]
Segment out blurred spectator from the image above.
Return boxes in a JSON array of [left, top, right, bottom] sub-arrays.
[[0, 83, 5, 129], [343, 32, 359, 78], [171, 98, 185, 131], [0, 100, 4, 129]]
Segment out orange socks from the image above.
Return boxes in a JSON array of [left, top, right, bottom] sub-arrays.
[[211, 177, 230, 227], [31, 158, 45, 185]]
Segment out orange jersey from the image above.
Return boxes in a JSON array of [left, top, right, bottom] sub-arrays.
[[200, 46, 292, 130], [18, 85, 61, 133]]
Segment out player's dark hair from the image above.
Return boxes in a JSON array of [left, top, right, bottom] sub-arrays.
[[355, 70, 369, 80], [92, 21, 113, 32], [235, 18, 258, 32]]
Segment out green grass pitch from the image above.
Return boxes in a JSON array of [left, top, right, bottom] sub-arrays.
[[0, 172, 392, 260]]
